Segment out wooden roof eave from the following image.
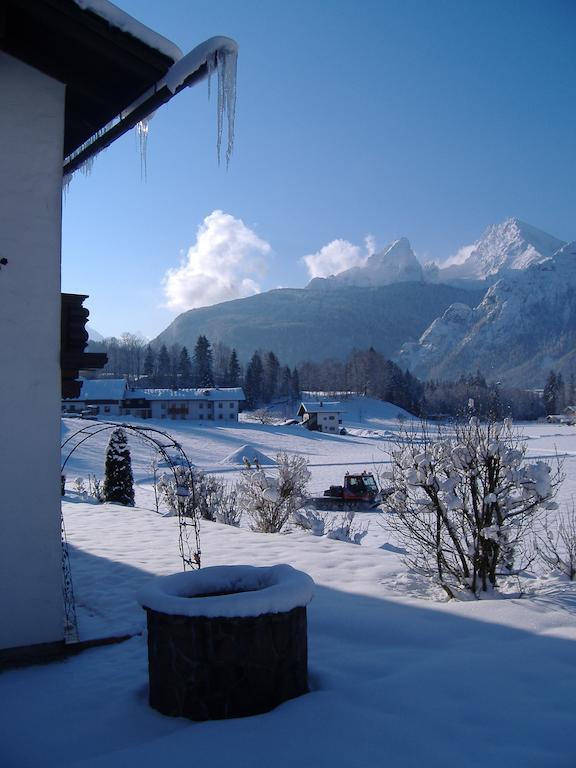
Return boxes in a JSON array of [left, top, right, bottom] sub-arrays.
[[62, 62, 208, 177]]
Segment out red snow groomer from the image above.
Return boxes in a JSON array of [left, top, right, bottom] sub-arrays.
[[310, 471, 383, 511]]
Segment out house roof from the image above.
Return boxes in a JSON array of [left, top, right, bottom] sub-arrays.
[[127, 388, 246, 402], [1, 0, 237, 174], [298, 401, 344, 415], [79, 378, 127, 401]]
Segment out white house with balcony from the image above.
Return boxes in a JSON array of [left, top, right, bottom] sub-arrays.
[[122, 387, 245, 421]]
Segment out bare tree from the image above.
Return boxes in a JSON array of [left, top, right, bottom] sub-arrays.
[[536, 504, 576, 580], [381, 417, 561, 598]]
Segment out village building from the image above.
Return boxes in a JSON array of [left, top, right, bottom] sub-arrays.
[[298, 401, 345, 433], [62, 379, 245, 421], [122, 388, 245, 421], [0, 0, 237, 663]]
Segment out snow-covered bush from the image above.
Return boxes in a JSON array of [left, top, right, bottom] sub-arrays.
[[88, 474, 104, 503], [291, 508, 368, 544], [237, 452, 310, 533], [381, 418, 561, 598], [158, 466, 197, 518], [102, 428, 134, 506], [214, 486, 242, 527], [326, 511, 368, 545], [74, 477, 86, 496], [158, 467, 239, 524], [291, 507, 327, 536], [536, 504, 576, 580]]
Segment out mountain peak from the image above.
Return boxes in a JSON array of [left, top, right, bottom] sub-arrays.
[[308, 237, 423, 290], [441, 218, 565, 280]]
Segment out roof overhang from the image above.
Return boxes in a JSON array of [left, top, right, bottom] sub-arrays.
[[1, 0, 187, 161]]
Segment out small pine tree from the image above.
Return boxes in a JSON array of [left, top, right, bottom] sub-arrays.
[[102, 428, 135, 506]]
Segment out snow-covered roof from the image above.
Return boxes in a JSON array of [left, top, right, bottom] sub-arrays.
[[2, 0, 237, 176], [78, 378, 128, 401], [298, 401, 344, 414], [72, 0, 183, 62], [127, 388, 245, 402]]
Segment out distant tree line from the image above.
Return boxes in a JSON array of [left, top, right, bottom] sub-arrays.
[[422, 371, 544, 421], [89, 334, 569, 420], [298, 348, 423, 415], [88, 334, 302, 407]]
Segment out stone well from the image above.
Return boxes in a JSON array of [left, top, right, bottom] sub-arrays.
[[138, 564, 314, 720]]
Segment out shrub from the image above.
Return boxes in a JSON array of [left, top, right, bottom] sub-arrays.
[[381, 417, 561, 598]]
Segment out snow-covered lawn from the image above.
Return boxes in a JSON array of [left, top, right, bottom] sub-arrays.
[[3, 403, 576, 767]]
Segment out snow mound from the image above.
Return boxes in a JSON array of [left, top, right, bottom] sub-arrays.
[[220, 444, 276, 466]]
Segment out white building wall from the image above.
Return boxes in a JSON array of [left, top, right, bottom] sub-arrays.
[[0, 54, 65, 650], [318, 413, 340, 433]]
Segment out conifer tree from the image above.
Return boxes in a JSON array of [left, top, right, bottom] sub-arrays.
[[143, 345, 156, 381], [262, 351, 280, 403], [156, 344, 171, 388], [543, 371, 558, 415], [178, 346, 193, 387], [193, 335, 214, 387], [227, 348, 241, 387], [244, 352, 264, 408], [102, 428, 134, 506]]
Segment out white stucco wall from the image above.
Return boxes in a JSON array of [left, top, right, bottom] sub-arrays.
[[317, 412, 341, 433], [0, 54, 65, 650]]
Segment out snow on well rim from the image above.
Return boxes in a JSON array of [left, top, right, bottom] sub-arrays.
[[138, 564, 315, 619]]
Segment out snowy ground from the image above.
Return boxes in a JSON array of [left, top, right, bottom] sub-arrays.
[[3, 399, 576, 767]]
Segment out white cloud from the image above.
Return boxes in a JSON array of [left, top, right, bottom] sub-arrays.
[[302, 238, 368, 279], [163, 210, 272, 312], [438, 243, 476, 268]]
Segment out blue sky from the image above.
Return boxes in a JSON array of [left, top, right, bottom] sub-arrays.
[[62, 0, 576, 340]]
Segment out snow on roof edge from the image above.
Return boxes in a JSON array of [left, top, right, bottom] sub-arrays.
[[73, 0, 183, 62]]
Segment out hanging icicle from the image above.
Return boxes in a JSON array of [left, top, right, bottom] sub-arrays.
[[165, 36, 238, 167], [136, 118, 150, 179]]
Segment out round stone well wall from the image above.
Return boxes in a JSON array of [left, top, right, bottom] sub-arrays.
[[139, 564, 314, 720]]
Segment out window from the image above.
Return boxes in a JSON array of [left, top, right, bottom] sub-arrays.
[[218, 402, 223, 408], [329, 415, 335, 420]]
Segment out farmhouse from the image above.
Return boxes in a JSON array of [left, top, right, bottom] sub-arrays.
[[122, 388, 245, 421], [298, 401, 344, 433], [63, 380, 245, 421], [0, 0, 237, 663]]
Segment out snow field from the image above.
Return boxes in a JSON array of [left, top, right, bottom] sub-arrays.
[[2, 405, 576, 766]]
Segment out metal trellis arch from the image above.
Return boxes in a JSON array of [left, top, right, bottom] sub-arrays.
[[60, 420, 201, 641]]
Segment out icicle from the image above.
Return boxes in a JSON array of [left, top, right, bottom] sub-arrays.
[[136, 118, 150, 179], [166, 37, 238, 167], [214, 46, 237, 168], [62, 173, 73, 198]]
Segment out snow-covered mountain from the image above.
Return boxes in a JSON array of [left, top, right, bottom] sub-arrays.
[[439, 218, 565, 281], [307, 237, 424, 289], [399, 241, 576, 385], [154, 217, 573, 385]]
